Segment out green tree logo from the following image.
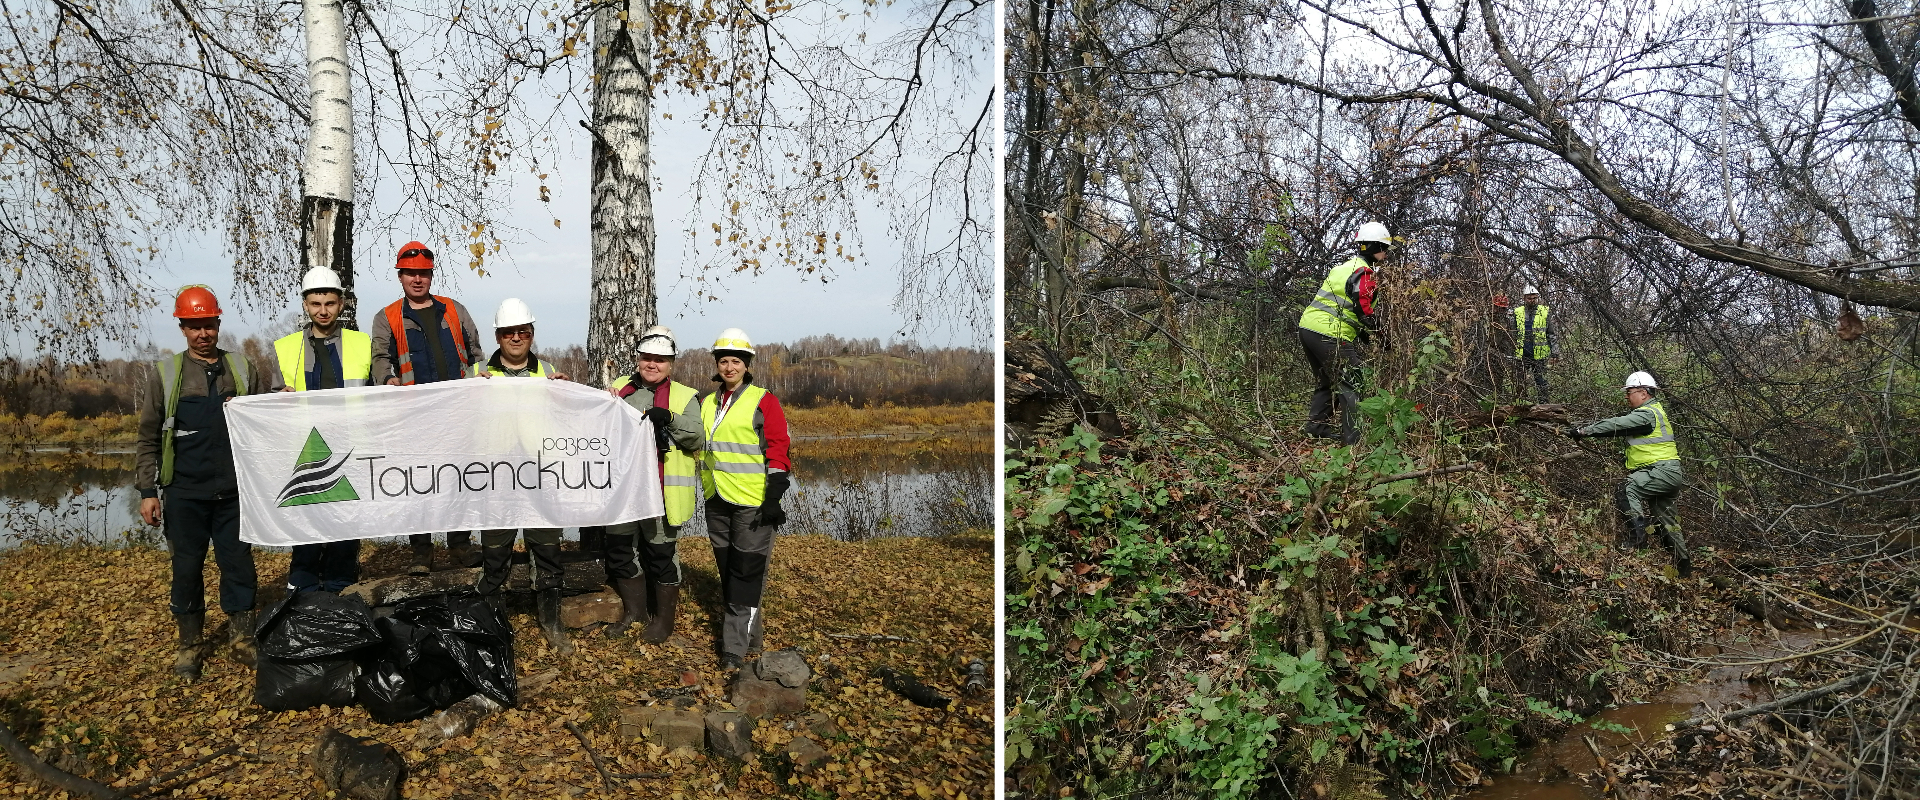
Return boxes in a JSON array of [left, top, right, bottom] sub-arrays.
[[277, 428, 360, 507]]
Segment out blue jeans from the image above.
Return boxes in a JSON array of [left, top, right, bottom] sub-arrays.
[[162, 493, 256, 615], [288, 540, 361, 593]]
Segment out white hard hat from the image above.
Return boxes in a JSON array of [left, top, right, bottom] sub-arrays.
[[1353, 222, 1392, 246], [1624, 371, 1658, 390], [301, 267, 344, 295], [493, 297, 536, 329], [713, 327, 755, 354], [1523, 284, 1539, 295], [638, 325, 677, 357]]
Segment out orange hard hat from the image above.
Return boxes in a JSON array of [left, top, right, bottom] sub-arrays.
[[173, 285, 222, 319], [395, 241, 436, 271]]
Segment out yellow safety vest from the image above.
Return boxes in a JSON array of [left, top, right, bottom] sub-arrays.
[[274, 328, 373, 391], [465, 358, 555, 378], [1298, 256, 1369, 341], [1624, 400, 1680, 470], [1513, 306, 1551, 359], [155, 351, 249, 486], [700, 383, 770, 506], [612, 375, 701, 526]]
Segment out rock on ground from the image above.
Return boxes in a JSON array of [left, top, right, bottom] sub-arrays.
[[704, 710, 756, 761], [309, 728, 405, 800], [785, 735, 829, 774]]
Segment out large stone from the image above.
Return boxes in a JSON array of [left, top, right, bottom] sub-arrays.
[[561, 587, 623, 628], [309, 729, 405, 800], [801, 711, 843, 739], [618, 705, 660, 740], [650, 707, 705, 752], [753, 649, 812, 688], [784, 735, 828, 774], [730, 672, 807, 717], [704, 710, 756, 761]]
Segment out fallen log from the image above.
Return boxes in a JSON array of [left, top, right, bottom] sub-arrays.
[[1373, 462, 1482, 485], [0, 721, 126, 799]]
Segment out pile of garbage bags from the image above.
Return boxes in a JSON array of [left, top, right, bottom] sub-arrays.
[[254, 590, 517, 723]]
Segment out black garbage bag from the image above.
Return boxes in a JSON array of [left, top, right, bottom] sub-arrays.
[[356, 591, 517, 722], [355, 658, 434, 724], [254, 592, 383, 711]]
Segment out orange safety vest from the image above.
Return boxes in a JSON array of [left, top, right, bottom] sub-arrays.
[[382, 295, 472, 385]]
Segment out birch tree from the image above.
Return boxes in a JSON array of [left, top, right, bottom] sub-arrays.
[[302, 0, 356, 327], [587, 0, 657, 384]]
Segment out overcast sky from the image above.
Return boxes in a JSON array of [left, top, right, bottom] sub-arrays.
[[115, 4, 987, 358]]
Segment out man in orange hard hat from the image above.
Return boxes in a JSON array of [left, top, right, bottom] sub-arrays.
[[135, 286, 268, 681], [367, 242, 486, 574]]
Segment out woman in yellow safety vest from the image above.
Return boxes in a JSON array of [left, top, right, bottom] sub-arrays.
[[1298, 222, 1390, 444], [1569, 371, 1689, 577], [698, 328, 792, 672], [604, 325, 705, 643]]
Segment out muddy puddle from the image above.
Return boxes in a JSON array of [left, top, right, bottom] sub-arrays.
[[1466, 627, 1844, 799]]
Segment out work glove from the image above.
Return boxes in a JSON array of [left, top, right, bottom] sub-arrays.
[[644, 407, 674, 454], [756, 472, 791, 528], [1564, 426, 1589, 439]]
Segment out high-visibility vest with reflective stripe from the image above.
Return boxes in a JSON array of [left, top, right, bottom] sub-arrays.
[[465, 358, 555, 378], [382, 296, 472, 385], [613, 375, 701, 525], [1297, 256, 1369, 342], [1513, 305, 1551, 359], [156, 351, 249, 486], [1624, 400, 1680, 470], [274, 328, 373, 391], [700, 383, 770, 506]]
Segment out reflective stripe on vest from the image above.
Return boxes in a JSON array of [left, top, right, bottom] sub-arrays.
[[156, 351, 248, 486], [274, 328, 373, 391], [1624, 400, 1680, 470], [700, 383, 769, 506], [465, 358, 554, 378], [383, 296, 471, 385], [611, 375, 702, 525], [1298, 256, 1369, 341], [1513, 305, 1551, 359]]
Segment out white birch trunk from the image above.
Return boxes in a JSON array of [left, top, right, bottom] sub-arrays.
[[588, 0, 657, 386], [301, 0, 357, 327]]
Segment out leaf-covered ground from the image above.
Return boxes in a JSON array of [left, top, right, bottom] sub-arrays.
[[0, 531, 993, 798]]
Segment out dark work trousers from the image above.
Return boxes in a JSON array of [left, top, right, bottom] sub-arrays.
[[287, 540, 361, 594], [706, 498, 772, 657], [162, 493, 256, 615], [1515, 357, 1549, 403], [1298, 328, 1364, 444], [605, 517, 683, 585], [409, 531, 473, 554]]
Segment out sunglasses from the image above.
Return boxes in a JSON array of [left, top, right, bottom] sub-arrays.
[[399, 247, 435, 261], [499, 328, 533, 340]]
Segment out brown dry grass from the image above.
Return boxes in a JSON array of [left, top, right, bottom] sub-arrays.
[[785, 402, 990, 437]]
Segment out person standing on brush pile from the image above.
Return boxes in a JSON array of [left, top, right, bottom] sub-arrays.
[[603, 325, 705, 643], [368, 241, 486, 575], [465, 298, 577, 655], [135, 286, 268, 682], [267, 267, 373, 594], [1298, 221, 1390, 443], [701, 328, 793, 672], [1511, 284, 1557, 403], [1567, 371, 1690, 577]]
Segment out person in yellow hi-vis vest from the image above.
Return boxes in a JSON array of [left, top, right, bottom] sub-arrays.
[[700, 328, 793, 672], [604, 326, 705, 642], [134, 286, 267, 682], [1510, 284, 1557, 403], [266, 267, 374, 595], [1569, 371, 1689, 577], [1297, 221, 1391, 444], [466, 298, 577, 654]]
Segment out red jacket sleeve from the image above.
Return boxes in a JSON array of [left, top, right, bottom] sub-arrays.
[[758, 392, 792, 472], [1352, 267, 1376, 317]]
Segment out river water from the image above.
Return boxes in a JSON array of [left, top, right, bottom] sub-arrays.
[[0, 437, 990, 548]]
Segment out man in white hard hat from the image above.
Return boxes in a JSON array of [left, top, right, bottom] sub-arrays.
[[1297, 222, 1390, 443], [700, 328, 793, 671], [267, 267, 375, 595], [467, 298, 577, 654], [1568, 371, 1689, 577], [1510, 284, 1556, 402], [369, 242, 486, 573], [603, 325, 705, 642]]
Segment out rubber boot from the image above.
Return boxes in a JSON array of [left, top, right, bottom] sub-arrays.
[[227, 609, 256, 668], [640, 584, 680, 644], [447, 531, 477, 568], [536, 588, 575, 656], [172, 612, 206, 682], [1624, 515, 1649, 550], [475, 545, 514, 596], [407, 533, 434, 575], [604, 574, 649, 638]]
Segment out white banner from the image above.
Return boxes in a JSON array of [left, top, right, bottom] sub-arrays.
[[226, 379, 663, 546]]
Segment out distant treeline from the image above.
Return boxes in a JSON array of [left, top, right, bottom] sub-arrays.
[[0, 333, 988, 417]]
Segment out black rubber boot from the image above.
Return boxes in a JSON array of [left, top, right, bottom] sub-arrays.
[[604, 574, 649, 638], [475, 545, 514, 596], [641, 584, 680, 644], [1624, 515, 1649, 550], [536, 588, 575, 655], [173, 612, 206, 682], [408, 533, 435, 575], [227, 609, 256, 668]]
